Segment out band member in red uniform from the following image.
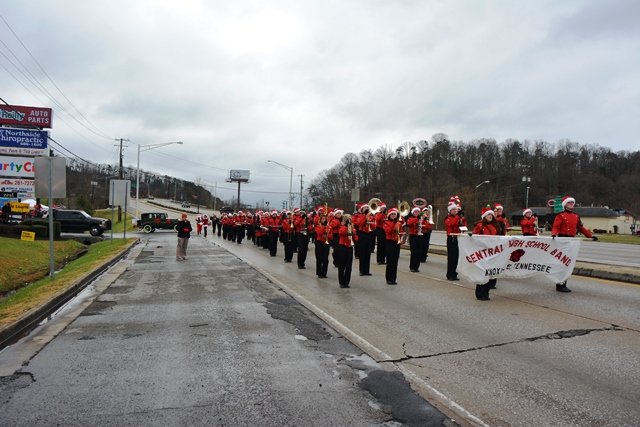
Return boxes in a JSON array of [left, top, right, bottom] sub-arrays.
[[520, 208, 538, 236], [330, 209, 344, 267], [266, 210, 281, 257], [235, 211, 246, 244], [419, 206, 434, 263], [472, 207, 501, 300], [375, 204, 387, 265], [353, 204, 376, 276], [295, 209, 312, 269], [245, 212, 255, 243], [552, 196, 598, 292], [444, 201, 468, 281], [281, 212, 296, 263], [196, 214, 203, 236], [314, 214, 332, 278], [493, 204, 510, 235], [382, 208, 403, 285], [336, 214, 356, 288], [201, 214, 210, 237], [406, 207, 423, 273]]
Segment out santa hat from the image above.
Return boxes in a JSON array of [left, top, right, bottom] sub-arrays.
[[359, 204, 368, 212], [387, 208, 399, 216], [422, 206, 430, 212], [523, 208, 532, 215], [293, 208, 300, 213], [317, 206, 324, 211], [481, 207, 494, 219], [181, 213, 188, 219], [562, 196, 575, 208], [493, 204, 503, 210], [334, 209, 343, 215], [449, 195, 460, 205], [379, 204, 387, 210], [411, 207, 421, 214], [447, 202, 458, 212], [238, 211, 243, 215], [271, 210, 278, 215]]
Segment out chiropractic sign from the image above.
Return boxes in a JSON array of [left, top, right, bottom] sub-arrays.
[[0, 127, 49, 155], [457, 234, 581, 284]]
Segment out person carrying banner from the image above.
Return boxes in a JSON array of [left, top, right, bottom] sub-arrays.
[[472, 207, 501, 300], [552, 196, 598, 292], [493, 203, 510, 235], [521, 208, 538, 236]]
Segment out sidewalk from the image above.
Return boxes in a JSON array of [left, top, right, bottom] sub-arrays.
[[0, 234, 454, 427]]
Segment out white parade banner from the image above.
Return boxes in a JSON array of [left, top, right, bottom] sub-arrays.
[[457, 234, 582, 285]]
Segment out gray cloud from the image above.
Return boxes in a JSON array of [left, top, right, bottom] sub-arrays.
[[1, 0, 638, 206]]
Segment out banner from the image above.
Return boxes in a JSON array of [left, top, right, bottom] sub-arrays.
[[457, 234, 581, 284]]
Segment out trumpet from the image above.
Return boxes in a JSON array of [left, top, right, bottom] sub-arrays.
[[343, 214, 354, 246], [427, 205, 434, 225]]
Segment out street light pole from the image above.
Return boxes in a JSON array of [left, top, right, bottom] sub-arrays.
[[268, 160, 293, 210], [136, 141, 183, 221], [475, 180, 490, 218]]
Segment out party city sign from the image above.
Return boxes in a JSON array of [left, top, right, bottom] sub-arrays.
[[0, 127, 49, 155], [0, 155, 35, 178]]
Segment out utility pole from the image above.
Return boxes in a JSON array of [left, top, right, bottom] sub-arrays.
[[298, 174, 304, 209], [115, 138, 129, 222]]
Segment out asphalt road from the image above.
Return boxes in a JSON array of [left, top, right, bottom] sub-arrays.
[[0, 233, 454, 426], [212, 233, 640, 426]]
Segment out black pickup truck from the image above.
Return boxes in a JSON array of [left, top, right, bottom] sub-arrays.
[[49, 210, 112, 236]]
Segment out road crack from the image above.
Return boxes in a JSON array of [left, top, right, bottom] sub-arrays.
[[388, 326, 622, 363]]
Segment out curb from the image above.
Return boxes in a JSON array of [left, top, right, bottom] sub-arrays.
[[0, 238, 140, 351]]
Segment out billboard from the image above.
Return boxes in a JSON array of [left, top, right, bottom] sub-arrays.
[[0, 127, 49, 155], [0, 105, 53, 128], [228, 169, 250, 182], [0, 155, 35, 178]]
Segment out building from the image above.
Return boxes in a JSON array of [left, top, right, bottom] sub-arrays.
[[510, 207, 638, 235]]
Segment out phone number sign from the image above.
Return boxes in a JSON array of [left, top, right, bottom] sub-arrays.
[[0, 178, 35, 197]]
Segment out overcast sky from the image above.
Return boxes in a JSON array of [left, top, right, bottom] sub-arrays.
[[2, 0, 638, 208]]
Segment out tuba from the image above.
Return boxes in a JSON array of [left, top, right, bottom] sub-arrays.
[[397, 200, 411, 217], [397, 201, 410, 244], [427, 205, 434, 225], [368, 198, 382, 215]]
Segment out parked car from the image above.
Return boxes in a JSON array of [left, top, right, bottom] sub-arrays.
[[181, 201, 191, 208], [148, 195, 154, 200], [136, 212, 179, 233], [220, 206, 234, 214], [48, 209, 111, 236]]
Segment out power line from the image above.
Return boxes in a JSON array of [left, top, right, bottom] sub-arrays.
[[0, 14, 113, 140]]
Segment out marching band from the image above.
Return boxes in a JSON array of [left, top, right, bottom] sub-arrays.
[[181, 194, 594, 300]]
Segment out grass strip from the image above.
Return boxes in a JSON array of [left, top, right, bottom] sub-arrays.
[[0, 238, 136, 327]]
